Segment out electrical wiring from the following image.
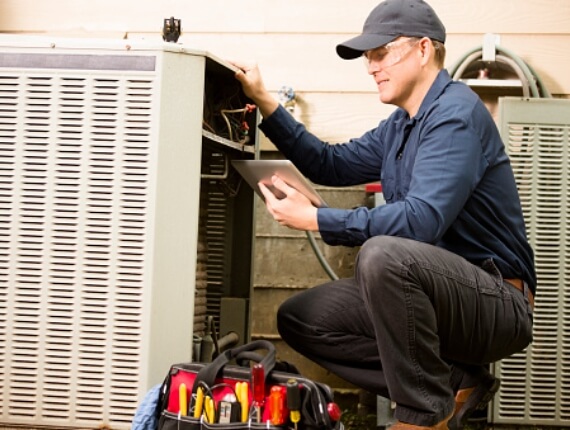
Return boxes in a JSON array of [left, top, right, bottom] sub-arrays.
[[202, 119, 216, 134], [220, 104, 256, 144], [202, 76, 257, 145]]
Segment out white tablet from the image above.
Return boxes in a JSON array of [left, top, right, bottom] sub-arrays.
[[231, 159, 328, 208]]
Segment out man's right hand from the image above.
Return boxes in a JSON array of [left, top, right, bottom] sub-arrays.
[[230, 61, 279, 118]]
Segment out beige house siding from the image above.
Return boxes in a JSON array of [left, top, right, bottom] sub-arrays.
[[1, 0, 569, 148], [1, 0, 569, 391]]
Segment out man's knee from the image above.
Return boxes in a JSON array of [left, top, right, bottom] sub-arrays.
[[358, 235, 409, 271], [276, 296, 292, 331], [277, 293, 304, 341], [356, 236, 423, 300]]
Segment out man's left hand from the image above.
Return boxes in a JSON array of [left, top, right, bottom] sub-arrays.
[[258, 175, 319, 231]]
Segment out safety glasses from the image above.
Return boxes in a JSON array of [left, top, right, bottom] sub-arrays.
[[363, 38, 421, 69]]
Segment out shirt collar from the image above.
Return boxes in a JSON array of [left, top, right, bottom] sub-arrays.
[[413, 69, 453, 121]]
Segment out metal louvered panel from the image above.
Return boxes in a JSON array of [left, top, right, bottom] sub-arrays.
[[0, 38, 212, 429], [2, 75, 153, 423], [0, 72, 152, 426], [492, 97, 570, 426]]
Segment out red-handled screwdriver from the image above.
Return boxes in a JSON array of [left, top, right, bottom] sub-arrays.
[[251, 363, 265, 423], [286, 378, 301, 430]]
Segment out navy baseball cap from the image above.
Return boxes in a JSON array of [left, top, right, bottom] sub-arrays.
[[336, 0, 446, 60]]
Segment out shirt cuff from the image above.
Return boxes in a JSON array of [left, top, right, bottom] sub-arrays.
[[259, 105, 298, 148], [318, 207, 353, 246]]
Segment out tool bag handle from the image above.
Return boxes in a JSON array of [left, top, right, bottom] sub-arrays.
[[191, 339, 276, 395]]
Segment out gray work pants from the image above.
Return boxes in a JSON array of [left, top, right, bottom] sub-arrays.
[[277, 236, 533, 426]]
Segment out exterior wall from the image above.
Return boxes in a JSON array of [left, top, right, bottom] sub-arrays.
[[1, 0, 569, 391], [1, 1, 569, 150]]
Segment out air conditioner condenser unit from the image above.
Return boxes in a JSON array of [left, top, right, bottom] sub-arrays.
[[0, 36, 257, 429]]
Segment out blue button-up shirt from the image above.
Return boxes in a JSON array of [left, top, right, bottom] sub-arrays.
[[259, 69, 536, 293]]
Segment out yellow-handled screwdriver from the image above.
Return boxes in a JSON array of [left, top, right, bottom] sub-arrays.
[[204, 395, 215, 423], [287, 379, 301, 430], [179, 383, 188, 416], [193, 386, 204, 418], [236, 381, 249, 422]]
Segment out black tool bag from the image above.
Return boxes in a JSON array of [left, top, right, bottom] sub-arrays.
[[156, 340, 344, 430]]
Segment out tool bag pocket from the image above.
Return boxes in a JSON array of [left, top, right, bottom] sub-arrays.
[[158, 410, 285, 430], [156, 340, 343, 430]]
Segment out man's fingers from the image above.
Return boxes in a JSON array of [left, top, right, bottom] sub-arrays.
[[271, 175, 293, 196], [258, 182, 277, 204], [234, 69, 247, 84], [228, 60, 252, 72]]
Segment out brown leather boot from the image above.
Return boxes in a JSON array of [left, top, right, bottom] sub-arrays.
[[448, 370, 500, 429], [389, 411, 453, 430]]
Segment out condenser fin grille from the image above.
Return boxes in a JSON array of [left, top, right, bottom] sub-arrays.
[[492, 97, 570, 426], [0, 71, 155, 427]]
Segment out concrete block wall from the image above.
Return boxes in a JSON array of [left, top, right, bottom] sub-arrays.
[[250, 153, 370, 392]]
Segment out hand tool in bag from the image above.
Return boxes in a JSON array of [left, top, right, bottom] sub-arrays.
[[269, 385, 287, 425], [193, 386, 204, 418], [287, 378, 302, 430], [204, 395, 215, 423], [217, 394, 242, 424], [235, 381, 249, 422], [178, 383, 188, 416], [252, 363, 265, 422]]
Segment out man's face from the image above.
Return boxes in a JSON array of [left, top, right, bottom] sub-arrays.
[[363, 37, 421, 105]]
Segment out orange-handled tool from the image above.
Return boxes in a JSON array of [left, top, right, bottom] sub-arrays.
[[269, 385, 287, 425]]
